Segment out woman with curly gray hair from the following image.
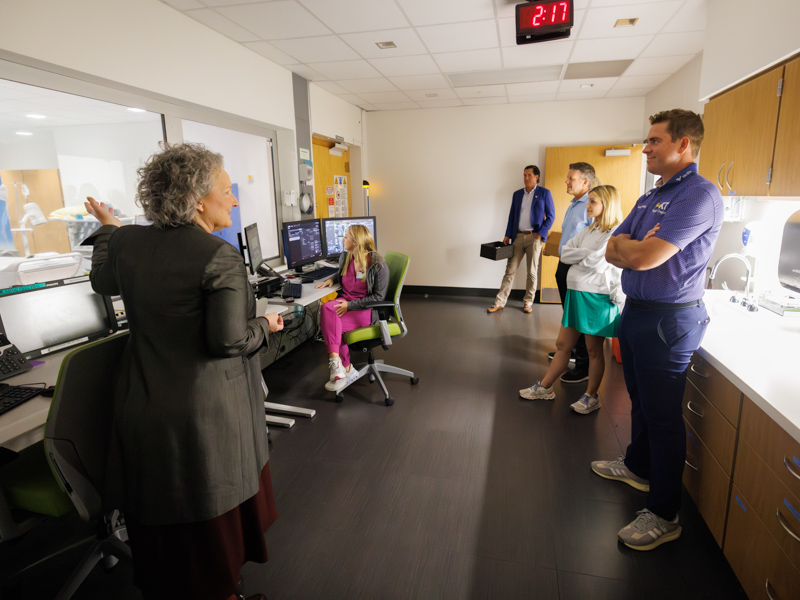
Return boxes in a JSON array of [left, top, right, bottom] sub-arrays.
[[84, 142, 281, 600]]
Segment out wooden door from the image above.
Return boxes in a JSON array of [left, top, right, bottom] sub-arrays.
[[770, 57, 800, 196], [0, 169, 71, 255], [312, 137, 351, 219], [540, 144, 644, 303]]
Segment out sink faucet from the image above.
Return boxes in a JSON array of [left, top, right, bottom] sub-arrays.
[[708, 253, 756, 310]]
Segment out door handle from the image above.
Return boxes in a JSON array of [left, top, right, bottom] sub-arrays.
[[686, 401, 704, 418], [690, 364, 709, 379], [783, 456, 800, 481], [716, 163, 725, 190], [776, 508, 800, 543], [725, 162, 734, 190], [685, 459, 698, 471]]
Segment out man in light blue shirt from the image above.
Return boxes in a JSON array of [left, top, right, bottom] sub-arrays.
[[550, 163, 595, 383]]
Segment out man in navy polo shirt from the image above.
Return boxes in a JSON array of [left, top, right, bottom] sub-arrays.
[[591, 109, 723, 551]]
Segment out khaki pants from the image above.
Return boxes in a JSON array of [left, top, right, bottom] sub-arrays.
[[495, 233, 543, 306]]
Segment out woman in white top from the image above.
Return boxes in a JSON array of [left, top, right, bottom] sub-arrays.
[[519, 185, 625, 414]]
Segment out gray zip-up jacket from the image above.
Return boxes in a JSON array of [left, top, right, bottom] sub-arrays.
[[334, 251, 389, 324]]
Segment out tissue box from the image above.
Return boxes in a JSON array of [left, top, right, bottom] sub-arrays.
[[480, 241, 514, 261]]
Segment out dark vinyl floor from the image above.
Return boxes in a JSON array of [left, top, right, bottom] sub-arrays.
[[1, 295, 746, 600]]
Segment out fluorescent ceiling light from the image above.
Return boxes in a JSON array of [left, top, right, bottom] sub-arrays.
[[375, 41, 396, 49], [127, 107, 146, 113], [580, 84, 594, 89], [564, 60, 634, 79], [26, 114, 46, 119], [614, 18, 639, 27], [448, 64, 562, 88], [16, 131, 33, 136], [425, 93, 438, 98]]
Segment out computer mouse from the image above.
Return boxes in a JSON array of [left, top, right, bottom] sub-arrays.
[[41, 386, 56, 397], [284, 297, 294, 303]]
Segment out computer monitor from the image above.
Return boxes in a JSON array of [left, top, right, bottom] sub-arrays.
[[244, 222, 263, 275], [281, 219, 324, 271], [778, 209, 800, 295], [0, 277, 117, 359], [322, 216, 377, 259]]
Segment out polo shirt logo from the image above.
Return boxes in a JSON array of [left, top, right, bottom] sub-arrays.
[[653, 200, 670, 214]]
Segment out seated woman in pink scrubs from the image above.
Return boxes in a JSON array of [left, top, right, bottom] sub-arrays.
[[316, 224, 388, 391]]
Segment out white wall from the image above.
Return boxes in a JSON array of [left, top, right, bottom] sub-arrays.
[[309, 85, 364, 146], [700, 0, 800, 99], [644, 54, 706, 136], [365, 98, 645, 288]]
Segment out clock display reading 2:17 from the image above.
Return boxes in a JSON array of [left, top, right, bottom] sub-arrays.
[[518, 0, 573, 31]]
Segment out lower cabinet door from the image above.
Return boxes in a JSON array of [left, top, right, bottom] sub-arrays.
[[725, 485, 800, 600]]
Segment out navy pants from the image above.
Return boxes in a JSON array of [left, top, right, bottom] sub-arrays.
[[618, 303, 710, 520]]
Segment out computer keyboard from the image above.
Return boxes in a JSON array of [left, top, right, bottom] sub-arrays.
[[299, 266, 338, 281], [0, 384, 44, 416], [282, 281, 303, 299]]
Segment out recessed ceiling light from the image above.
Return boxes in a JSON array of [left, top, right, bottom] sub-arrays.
[[580, 84, 594, 89], [425, 93, 438, 98], [375, 41, 396, 50], [26, 114, 46, 119], [16, 131, 33, 136], [127, 108, 146, 113], [614, 18, 639, 27]]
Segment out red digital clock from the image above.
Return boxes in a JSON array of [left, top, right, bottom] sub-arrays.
[[516, 0, 574, 45]]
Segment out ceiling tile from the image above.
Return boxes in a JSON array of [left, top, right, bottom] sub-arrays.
[[416, 99, 464, 108], [369, 54, 441, 77], [605, 88, 651, 98], [160, 0, 205, 10], [590, 0, 678, 6], [579, 2, 682, 39], [462, 97, 508, 105], [501, 41, 573, 68], [455, 85, 506, 99], [416, 21, 499, 54], [371, 102, 421, 110], [613, 73, 669, 90], [398, 0, 496, 26], [663, 0, 707, 33], [243, 41, 299, 65], [271, 36, 360, 63], [313, 81, 351, 95], [640, 31, 705, 57], [337, 78, 398, 93], [288, 64, 328, 81], [337, 93, 369, 105], [357, 91, 413, 104], [340, 28, 427, 59], [217, 2, 330, 40], [389, 74, 451, 91], [559, 77, 618, 93], [305, 60, 382, 79], [571, 35, 652, 62], [297, 0, 410, 34], [404, 88, 458, 101], [505, 80, 559, 96], [184, 9, 260, 42], [200, 0, 264, 6], [433, 49, 501, 73], [556, 91, 609, 100], [623, 54, 695, 76], [358, 103, 378, 111], [508, 93, 558, 103]]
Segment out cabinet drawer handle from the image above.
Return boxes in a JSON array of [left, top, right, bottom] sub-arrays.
[[690, 364, 709, 379], [686, 401, 704, 418], [716, 163, 725, 190], [725, 162, 734, 190], [685, 459, 698, 471], [784, 456, 800, 481], [766, 579, 777, 600], [776, 508, 800, 543]]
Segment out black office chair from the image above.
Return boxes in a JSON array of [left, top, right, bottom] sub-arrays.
[[334, 251, 418, 406], [44, 332, 132, 600]]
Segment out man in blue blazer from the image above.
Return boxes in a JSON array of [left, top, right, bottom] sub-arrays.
[[488, 165, 555, 313]]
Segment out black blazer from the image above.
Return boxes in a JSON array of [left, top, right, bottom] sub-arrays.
[[86, 223, 272, 525]]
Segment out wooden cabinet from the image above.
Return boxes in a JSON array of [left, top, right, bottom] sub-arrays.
[[681, 353, 742, 547], [700, 56, 800, 197]]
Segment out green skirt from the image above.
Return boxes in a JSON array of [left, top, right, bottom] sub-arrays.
[[562, 289, 621, 338]]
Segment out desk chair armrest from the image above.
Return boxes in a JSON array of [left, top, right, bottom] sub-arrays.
[[361, 300, 396, 310]]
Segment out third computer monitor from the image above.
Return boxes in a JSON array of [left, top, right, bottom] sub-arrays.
[[281, 219, 324, 271], [322, 216, 377, 260]]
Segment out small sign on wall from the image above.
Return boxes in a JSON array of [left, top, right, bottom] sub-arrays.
[[327, 197, 335, 218], [334, 175, 347, 217], [299, 147, 310, 161]]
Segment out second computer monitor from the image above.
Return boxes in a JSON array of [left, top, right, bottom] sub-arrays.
[[282, 219, 324, 271], [322, 216, 377, 259], [244, 222, 263, 275]]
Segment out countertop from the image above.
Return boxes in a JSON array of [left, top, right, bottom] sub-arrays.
[[699, 290, 800, 443]]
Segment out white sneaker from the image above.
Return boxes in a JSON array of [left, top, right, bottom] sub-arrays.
[[519, 381, 555, 400], [328, 356, 345, 382], [325, 365, 358, 391], [571, 393, 600, 414]]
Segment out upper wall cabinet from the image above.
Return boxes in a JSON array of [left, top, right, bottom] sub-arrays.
[[700, 56, 800, 198]]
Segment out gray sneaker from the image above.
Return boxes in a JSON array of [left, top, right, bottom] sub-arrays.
[[618, 509, 681, 551], [591, 456, 650, 491], [571, 393, 600, 414], [519, 381, 555, 400]]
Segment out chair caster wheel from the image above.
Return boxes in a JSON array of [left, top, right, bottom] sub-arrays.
[[410, 377, 419, 385], [368, 374, 376, 383], [385, 396, 394, 407], [335, 394, 344, 403]]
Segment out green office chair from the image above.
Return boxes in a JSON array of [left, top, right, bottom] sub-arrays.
[[335, 251, 418, 406]]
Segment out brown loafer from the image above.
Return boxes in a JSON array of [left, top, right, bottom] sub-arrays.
[[487, 304, 503, 313], [523, 303, 533, 313]]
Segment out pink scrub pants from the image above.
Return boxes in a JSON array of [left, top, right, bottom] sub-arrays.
[[320, 300, 372, 367]]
